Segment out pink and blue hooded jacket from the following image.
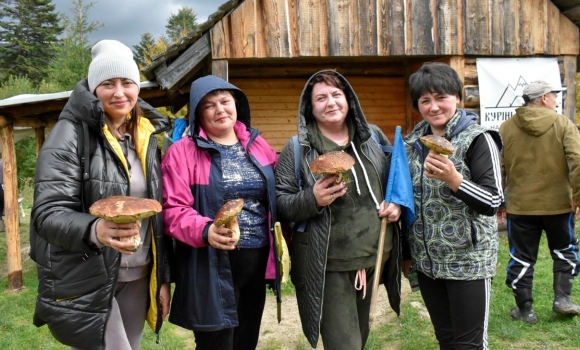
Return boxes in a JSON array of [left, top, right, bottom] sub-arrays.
[[161, 75, 279, 331]]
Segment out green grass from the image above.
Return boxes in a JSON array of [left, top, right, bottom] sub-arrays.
[[1, 193, 579, 349]]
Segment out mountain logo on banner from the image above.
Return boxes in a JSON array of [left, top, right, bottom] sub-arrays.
[[492, 76, 527, 109]]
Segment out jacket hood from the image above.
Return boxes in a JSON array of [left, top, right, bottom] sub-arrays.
[[449, 109, 479, 138], [59, 79, 169, 134], [297, 70, 373, 145], [512, 106, 560, 137], [188, 75, 250, 138]]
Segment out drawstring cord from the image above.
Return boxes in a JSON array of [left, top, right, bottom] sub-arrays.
[[350, 142, 381, 209], [355, 268, 367, 299], [350, 167, 361, 195]]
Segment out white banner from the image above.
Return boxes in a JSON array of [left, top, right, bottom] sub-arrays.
[[476, 58, 563, 131]]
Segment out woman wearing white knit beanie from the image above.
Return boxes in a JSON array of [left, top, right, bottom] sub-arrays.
[[30, 39, 173, 350]]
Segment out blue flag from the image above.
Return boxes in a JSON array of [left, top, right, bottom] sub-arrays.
[[385, 126, 416, 229]]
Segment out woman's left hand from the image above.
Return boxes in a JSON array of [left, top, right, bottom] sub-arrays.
[[424, 150, 463, 191], [159, 283, 171, 320], [378, 201, 401, 223]]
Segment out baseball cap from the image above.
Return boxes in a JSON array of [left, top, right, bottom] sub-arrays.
[[522, 80, 567, 100]]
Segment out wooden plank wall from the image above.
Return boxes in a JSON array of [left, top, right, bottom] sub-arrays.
[[210, 0, 579, 59], [230, 76, 407, 152]]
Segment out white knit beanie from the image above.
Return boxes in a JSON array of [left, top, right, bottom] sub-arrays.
[[87, 39, 140, 93]]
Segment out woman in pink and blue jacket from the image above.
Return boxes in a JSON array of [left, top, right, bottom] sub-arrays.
[[161, 75, 279, 350]]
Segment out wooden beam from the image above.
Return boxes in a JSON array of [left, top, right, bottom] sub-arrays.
[[448, 56, 465, 109], [562, 55, 577, 123], [389, 0, 406, 55], [263, 0, 292, 57], [437, 0, 461, 55], [411, 0, 435, 55], [0, 116, 12, 128], [357, 0, 378, 55], [227, 59, 407, 78], [490, 0, 518, 55], [464, 0, 491, 54], [297, 0, 328, 56], [376, 0, 389, 55], [327, 0, 353, 56], [35, 127, 45, 156], [559, 13, 580, 55], [212, 60, 229, 80], [1, 125, 23, 290], [210, 15, 231, 59], [155, 33, 211, 91]]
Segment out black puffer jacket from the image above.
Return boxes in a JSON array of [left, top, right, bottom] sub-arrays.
[[30, 79, 172, 350], [275, 70, 401, 348]]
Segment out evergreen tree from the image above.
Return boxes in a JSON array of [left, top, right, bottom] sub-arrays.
[[133, 32, 156, 68], [165, 6, 198, 43], [0, 0, 63, 84], [46, 0, 103, 90]]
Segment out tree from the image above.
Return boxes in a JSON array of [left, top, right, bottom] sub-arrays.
[[133, 32, 156, 68], [45, 0, 103, 90], [165, 6, 198, 43], [0, 0, 63, 84]]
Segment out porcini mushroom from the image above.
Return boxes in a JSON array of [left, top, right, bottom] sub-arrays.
[[89, 196, 162, 252], [420, 135, 455, 157], [214, 198, 244, 246], [309, 151, 355, 183]]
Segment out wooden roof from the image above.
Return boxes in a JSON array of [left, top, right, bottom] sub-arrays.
[[140, 0, 580, 100], [552, 0, 580, 27], [2, 0, 580, 124]]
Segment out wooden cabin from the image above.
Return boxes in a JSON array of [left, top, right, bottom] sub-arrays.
[[142, 0, 580, 151], [0, 0, 579, 289]]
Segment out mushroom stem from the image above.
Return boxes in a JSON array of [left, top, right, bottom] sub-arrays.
[[225, 216, 240, 245]]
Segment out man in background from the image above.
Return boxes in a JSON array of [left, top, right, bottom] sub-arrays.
[[500, 80, 580, 323]]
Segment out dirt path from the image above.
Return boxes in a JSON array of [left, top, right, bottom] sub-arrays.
[[257, 283, 409, 349]]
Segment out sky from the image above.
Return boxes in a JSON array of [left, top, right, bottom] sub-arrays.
[[51, 0, 223, 49]]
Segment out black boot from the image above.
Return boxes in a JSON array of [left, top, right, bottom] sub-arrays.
[[553, 272, 580, 315], [511, 288, 538, 324]]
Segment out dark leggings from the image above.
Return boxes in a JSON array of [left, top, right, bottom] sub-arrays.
[[418, 272, 492, 350], [194, 246, 269, 350]]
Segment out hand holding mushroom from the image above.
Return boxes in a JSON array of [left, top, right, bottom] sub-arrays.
[[420, 135, 464, 189], [90, 196, 162, 254], [310, 151, 354, 207], [209, 199, 244, 250]]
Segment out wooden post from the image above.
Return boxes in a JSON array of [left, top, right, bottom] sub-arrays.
[[35, 127, 45, 156], [448, 56, 465, 109], [562, 55, 577, 123], [1, 123, 23, 290], [212, 59, 229, 81]]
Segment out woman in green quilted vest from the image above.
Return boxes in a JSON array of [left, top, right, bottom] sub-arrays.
[[403, 62, 503, 350]]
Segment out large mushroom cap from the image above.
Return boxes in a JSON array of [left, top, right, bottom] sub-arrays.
[[89, 196, 162, 224], [215, 198, 244, 226], [420, 135, 455, 156], [309, 151, 355, 175]]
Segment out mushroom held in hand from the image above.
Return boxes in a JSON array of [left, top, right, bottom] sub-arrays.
[[214, 198, 244, 246], [309, 151, 355, 183], [89, 196, 162, 252], [420, 135, 455, 157]]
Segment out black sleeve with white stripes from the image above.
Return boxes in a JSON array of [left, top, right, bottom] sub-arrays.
[[453, 132, 504, 216]]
